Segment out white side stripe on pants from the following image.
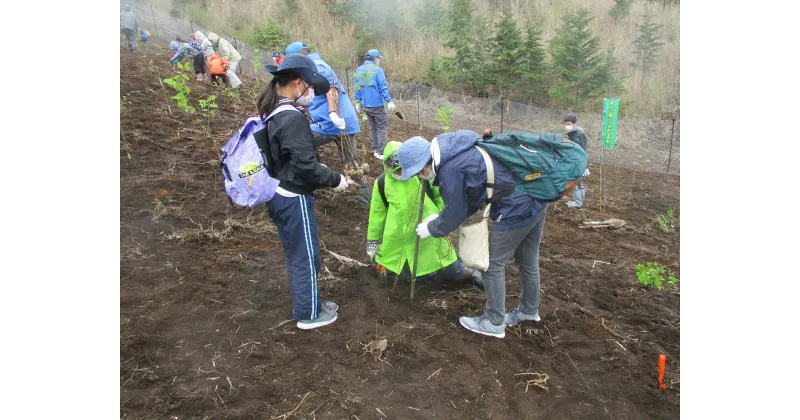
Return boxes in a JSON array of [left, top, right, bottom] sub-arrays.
[[299, 195, 318, 319]]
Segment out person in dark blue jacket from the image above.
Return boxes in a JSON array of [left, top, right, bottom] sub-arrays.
[[396, 132, 549, 339], [354, 49, 395, 160], [284, 42, 361, 164]]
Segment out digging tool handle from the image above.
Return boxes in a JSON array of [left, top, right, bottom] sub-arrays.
[[409, 181, 427, 299]]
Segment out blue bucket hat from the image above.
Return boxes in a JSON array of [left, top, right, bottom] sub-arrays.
[[366, 49, 383, 60], [285, 41, 309, 55], [263, 54, 330, 95], [397, 137, 431, 181]]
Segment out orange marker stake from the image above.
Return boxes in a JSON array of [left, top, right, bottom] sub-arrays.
[[658, 354, 667, 391]]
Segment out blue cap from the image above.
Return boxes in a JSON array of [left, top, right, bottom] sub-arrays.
[[285, 41, 309, 55], [397, 137, 431, 181], [366, 49, 383, 59], [262, 54, 330, 95]]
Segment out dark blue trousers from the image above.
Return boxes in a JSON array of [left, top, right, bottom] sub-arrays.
[[267, 193, 323, 320]]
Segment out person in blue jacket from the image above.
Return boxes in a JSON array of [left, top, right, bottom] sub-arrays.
[[395, 132, 550, 339], [284, 41, 361, 165], [354, 49, 395, 160]]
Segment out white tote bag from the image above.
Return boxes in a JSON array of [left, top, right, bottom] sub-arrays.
[[457, 146, 495, 271]]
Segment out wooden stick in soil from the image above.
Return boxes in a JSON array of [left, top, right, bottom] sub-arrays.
[[409, 181, 427, 299]]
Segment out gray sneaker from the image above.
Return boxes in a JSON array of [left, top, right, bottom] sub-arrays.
[[297, 301, 338, 330], [459, 314, 505, 338], [504, 308, 541, 326]]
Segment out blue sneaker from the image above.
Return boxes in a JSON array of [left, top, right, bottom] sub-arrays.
[[504, 308, 541, 326], [297, 302, 338, 330], [459, 314, 505, 338]]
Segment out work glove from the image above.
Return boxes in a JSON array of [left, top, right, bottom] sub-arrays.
[[332, 174, 350, 192], [422, 213, 439, 224], [355, 102, 361, 114], [387, 102, 396, 112], [330, 112, 346, 130], [366, 240, 380, 259], [416, 221, 432, 239], [583, 168, 590, 177], [416, 214, 438, 239]]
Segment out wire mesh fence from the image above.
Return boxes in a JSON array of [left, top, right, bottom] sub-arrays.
[[130, 2, 680, 176], [383, 83, 680, 176]]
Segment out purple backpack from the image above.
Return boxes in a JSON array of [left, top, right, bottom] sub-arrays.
[[218, 108, 287, 206], [219, 106, 299, 206]]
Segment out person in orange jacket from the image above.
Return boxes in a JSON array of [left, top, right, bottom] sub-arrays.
[[208, 54, 231, 88]]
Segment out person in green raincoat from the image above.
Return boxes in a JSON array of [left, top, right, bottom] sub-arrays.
[[366, 139, 484, 289]]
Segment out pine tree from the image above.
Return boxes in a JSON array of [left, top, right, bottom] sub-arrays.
[[443, 0, 481, 92], [469, 18, 494, 96], [487, 11, 524, 101], [608, 0, 631, 21], [549, 9, 617, 109], [519, 21, 548, 104], [631, 13, 664, 79], [594, 48, 626, 100]]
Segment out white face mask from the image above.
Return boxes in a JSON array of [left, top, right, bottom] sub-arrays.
[[391, 174, 403, 181], [296, 82, 314, 106], [418, 168, 435, 181], [565, 125, 574, 132]]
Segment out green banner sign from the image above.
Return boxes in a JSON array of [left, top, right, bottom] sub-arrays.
[[602, 98, 620, 150]]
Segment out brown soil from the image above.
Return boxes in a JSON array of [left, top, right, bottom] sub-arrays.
[[121, 45, 680, 419]]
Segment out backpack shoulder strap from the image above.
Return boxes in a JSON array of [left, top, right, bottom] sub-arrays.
[[377, 173, 389, 208], [265, 104, 299, 121], [474, 145, 494, 218]]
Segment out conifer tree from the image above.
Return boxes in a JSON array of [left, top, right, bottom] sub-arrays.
[[549, 9, 619, 109], [519, 21, 548, 103], [487, 11, 524, 101], [631, 13, 664, 79], [609, 0, 632, 21]]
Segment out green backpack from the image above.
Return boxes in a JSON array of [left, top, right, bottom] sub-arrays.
[[477, 131, 588, 202]]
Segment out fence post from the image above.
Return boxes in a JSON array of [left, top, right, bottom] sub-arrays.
[[345, 68, 350, 99], [667, 119, 675, 174], [416, 82, 422, 128], [150, 3, 157, 32], [500, 97, 505, 134], [234, 37, 238, 50], [190, 20, 194, 33]]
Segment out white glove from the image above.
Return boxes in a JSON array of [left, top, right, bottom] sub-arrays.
[[387, 102, 396, 112], [416, 221, 432, 239], [583, 168, 590, 177], [332, 174, 349, 192], [355, 103, 361, 114], [366, 240, 379, 259], [330, 112, 346, 130], [423, 213, 439, 224]]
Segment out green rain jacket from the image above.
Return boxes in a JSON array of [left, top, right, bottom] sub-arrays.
[[366, 141, 458, 276]]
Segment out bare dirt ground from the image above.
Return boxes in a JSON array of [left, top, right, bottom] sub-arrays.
[[121, 44, 680, 419]]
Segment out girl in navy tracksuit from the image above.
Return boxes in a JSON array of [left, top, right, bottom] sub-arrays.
[[256, 54, 351, 330]]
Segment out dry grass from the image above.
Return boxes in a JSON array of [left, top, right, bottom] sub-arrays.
[[167, 214, 276, 243], [151, 0, 679, 116]]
